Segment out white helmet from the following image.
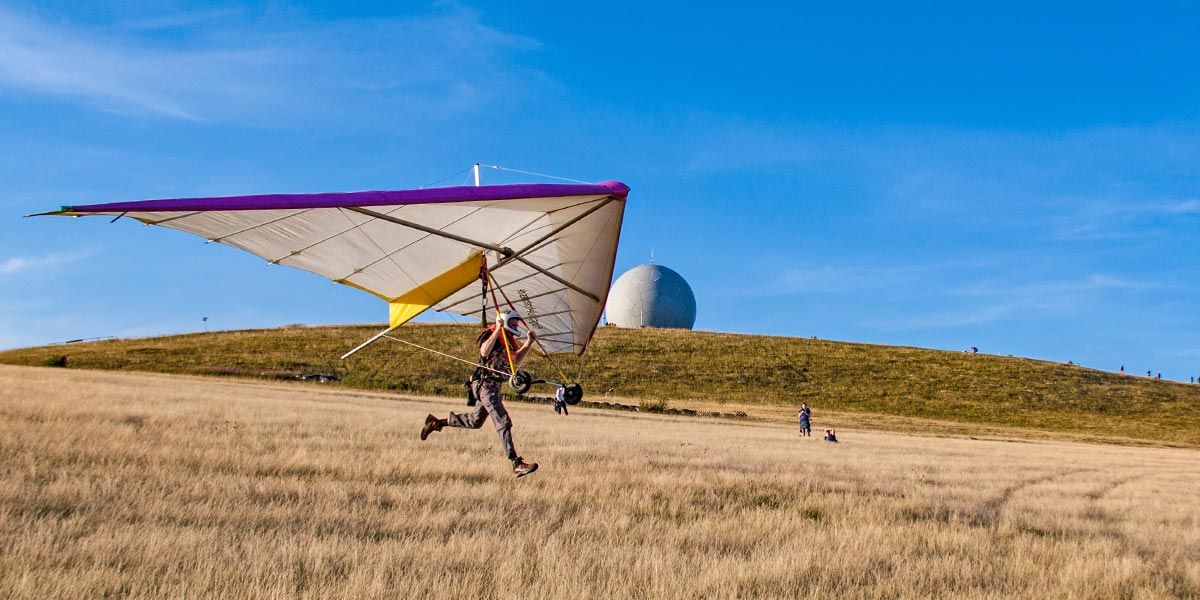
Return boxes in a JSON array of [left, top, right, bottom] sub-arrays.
[[497, 310, 523, 334]]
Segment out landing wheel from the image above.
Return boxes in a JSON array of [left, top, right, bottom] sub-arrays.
[[561, 383, 583, 405], [509, 370, 533, 394]]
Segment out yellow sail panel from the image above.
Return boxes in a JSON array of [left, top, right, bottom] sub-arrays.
[[388, 253, 484, 328]]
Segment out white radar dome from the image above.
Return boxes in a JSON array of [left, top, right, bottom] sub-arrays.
[[604, 264, 696, 329]]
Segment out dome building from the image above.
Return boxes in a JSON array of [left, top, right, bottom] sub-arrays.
[[604, 264, 696, 329]]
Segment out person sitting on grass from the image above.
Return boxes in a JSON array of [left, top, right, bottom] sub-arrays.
[[420, 311, 539, 478], [823, 428, 839, 443]]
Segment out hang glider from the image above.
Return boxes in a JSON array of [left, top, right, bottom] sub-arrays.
[[37, 181, 630, 359]]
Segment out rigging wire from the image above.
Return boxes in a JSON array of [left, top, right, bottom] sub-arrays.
[[479, 164, 590, 184], [419, 165, 474, 189], [381, 334, 512, 379]]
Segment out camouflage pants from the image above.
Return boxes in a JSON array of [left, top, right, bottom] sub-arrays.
[[446, 380, 518, 462]]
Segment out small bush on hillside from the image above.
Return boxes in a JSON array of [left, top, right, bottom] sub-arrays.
[[41, 355, 68, 368], [639, 398, 669, 413], [384, 379, 415, 392]]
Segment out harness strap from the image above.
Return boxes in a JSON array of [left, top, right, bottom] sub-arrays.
[[498, 323, 517, 376], [483, 263, 519, 377]]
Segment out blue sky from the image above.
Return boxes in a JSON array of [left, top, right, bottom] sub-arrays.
[[2, 1, 1199, 379]]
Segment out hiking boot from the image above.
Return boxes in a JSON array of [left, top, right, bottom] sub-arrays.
[[512, 458, 539, 478], [420, 414, 444, 441]]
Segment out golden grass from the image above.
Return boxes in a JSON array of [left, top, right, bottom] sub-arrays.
[[4, 324, 1199, 446], [2, 365, 1198, 599]]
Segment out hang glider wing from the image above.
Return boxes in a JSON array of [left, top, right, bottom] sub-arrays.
[[40, 181, 630, 355]]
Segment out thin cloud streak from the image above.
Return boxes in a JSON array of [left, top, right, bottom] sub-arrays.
[[117, 7, 246, 31], [739, 257, 1006, 297], [955, 274, 1165, 297], [871, 304, 1017, 331], [0, 251, 89, 275], [872, 274, 1164, 332], [0, 5, 538, 125], [1051, 197, 1200, 241], [0, 7, 201, 119], [684, 121, 1200, 240]]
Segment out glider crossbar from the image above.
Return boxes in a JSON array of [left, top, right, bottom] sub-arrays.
[[485, 196, 615, 302], [340, 325, 396, 360], [504, 197, 616, 261], [345, 206, 514, 257], [512, 256, 600, 302]]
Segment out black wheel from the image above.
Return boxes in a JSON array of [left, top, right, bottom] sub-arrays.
[[509, 370, 533, 394], [562, 383, 583, 405]]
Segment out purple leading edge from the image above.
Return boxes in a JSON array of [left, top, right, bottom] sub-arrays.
[[56, 181, 631, 214]]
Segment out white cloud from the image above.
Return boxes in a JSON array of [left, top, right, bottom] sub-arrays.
[[956, 274, 1162, 298], [872, 304, 1016, 331], [682, 121, 1200, 238], [0, 5, 538, 125], [1052, 196, 1200, 240], [117, 7, 245, 31], [871, 274, 1165, 332], [1158, 199, 1200, 214], [0, 251, 87, 275], [743, 257, 1004, 296]]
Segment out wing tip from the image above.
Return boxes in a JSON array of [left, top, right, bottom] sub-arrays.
[[597, 181, 631, 197], [25, 207, 70, 218]]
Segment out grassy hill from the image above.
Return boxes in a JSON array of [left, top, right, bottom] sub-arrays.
[[2, 323, 1199, 445]]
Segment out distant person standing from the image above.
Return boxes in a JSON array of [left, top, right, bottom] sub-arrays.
[[1120, 365, 1125, 373], [798, 403, 812, 437]]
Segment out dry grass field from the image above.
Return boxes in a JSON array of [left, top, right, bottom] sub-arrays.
[[2, 365, 1199, 599], [4, 324, 1200, 446]]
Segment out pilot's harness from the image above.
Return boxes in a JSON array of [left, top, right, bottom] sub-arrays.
[[466, 264, 525, 404], [380, 262, 583, 410], [469, 264, 519, 383]]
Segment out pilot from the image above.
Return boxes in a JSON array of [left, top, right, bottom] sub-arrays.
[[420, 310, 539, 477]]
